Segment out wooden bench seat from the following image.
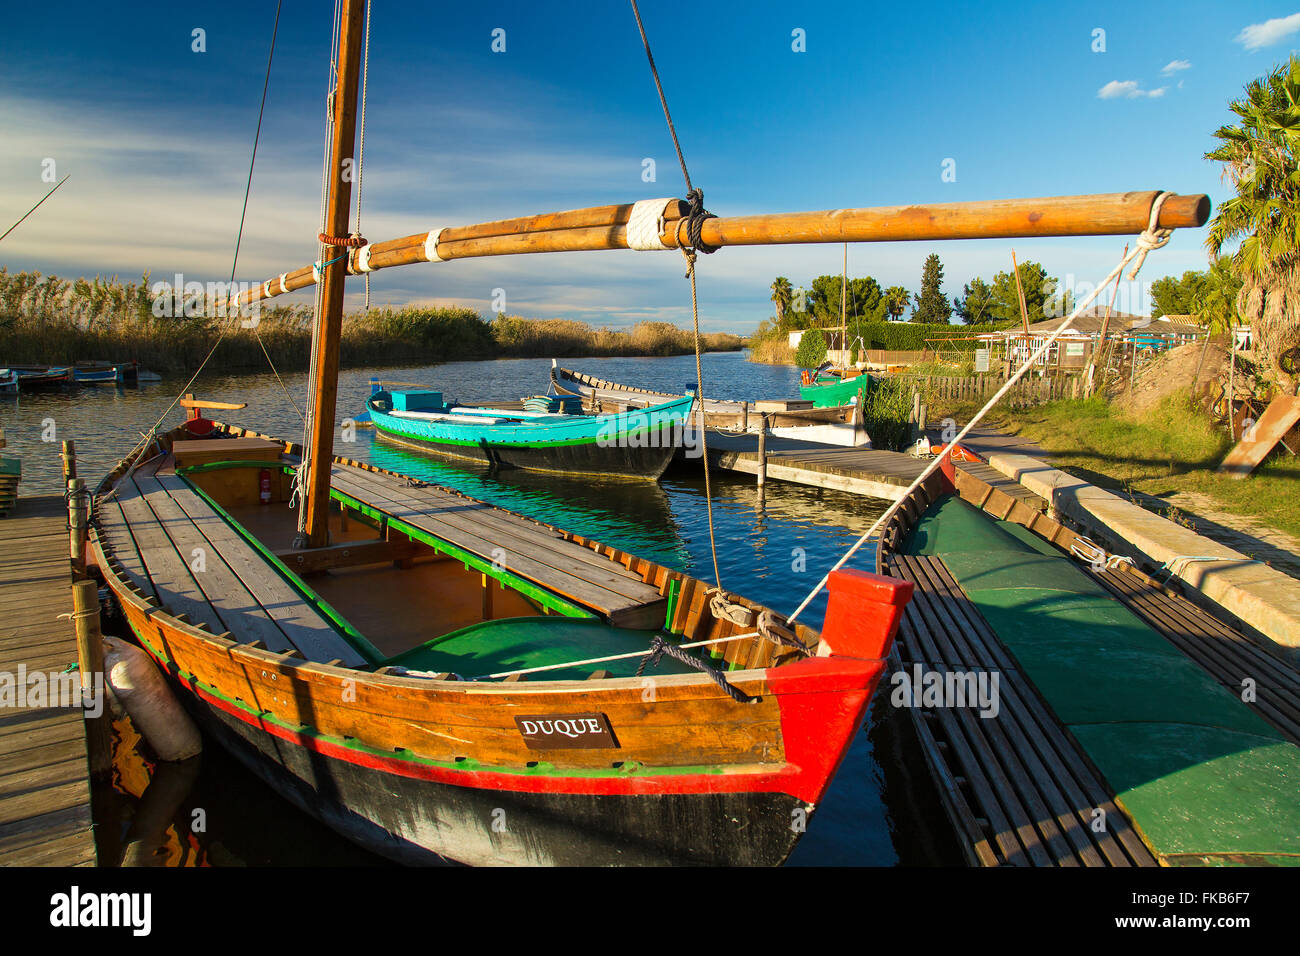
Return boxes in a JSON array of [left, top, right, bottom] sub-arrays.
[[100, 460, 369, 667], [327, 463, 667, 629]]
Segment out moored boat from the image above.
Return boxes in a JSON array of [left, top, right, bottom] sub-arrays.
[[550, 364, 869, 446], [90, 417, 912, 865], [0, 369, 17, 395], [73, 363, 122, 386], [876, 452, 1300, 864], [367, 385, 693, 479], [12, 365, 72, 390], [800, 366, 873, 408]]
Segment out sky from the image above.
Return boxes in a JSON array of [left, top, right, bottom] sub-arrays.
[[2, 1, 1299, 333]]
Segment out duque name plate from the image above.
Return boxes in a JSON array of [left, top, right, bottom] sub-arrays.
[[514, 713, 619, 750]]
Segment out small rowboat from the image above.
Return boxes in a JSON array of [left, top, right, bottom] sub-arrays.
[[73, 364, 122, 386], [12, 365, 72, 390], [367, 385, 693, 479], [0, 369, 17, 396], [800, 367, 873, 409]]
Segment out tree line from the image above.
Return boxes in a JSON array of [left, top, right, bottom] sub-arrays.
[[765, 253, 1069, 336]]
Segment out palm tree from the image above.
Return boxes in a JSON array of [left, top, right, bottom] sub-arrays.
[[1205, 55, 1300, 394], [883, 285, 909, 322], [770, 276, 793, 326]]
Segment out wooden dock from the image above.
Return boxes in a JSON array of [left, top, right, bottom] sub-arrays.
[[0, 495, 96, 866], [699, 431, 1047, 511], [701, 432, 927, 501]]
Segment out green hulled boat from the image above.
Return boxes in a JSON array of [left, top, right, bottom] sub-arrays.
[[800, 369, 872, 408]]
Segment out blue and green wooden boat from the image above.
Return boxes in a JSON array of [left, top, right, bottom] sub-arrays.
[[366, 383, 693, 479], [800, 368, 873, 408]]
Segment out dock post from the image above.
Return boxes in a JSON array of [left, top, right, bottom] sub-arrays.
[[62, 439, 77, 482], [72, 578, 112, 781], [756, 414, 768, 508], [67, 477, 88, 580], [742, 401, 750, 433]]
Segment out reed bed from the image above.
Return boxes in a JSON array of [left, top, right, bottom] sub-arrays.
[[0, 270, 742, 372]]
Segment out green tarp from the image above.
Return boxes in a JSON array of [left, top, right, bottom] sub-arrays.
[[904, 495, 1300, 864]]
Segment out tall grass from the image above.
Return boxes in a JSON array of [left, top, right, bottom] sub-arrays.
[[0, 269, 742, 372], [862, 377, 914, 451]]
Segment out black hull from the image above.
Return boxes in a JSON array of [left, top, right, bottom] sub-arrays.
[[374, 428, 680, 480], [189, 687, 806, 866]]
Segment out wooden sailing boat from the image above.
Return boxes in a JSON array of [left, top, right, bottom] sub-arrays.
[[367, 385, 693, 479], [86, 0, 1209, 865]]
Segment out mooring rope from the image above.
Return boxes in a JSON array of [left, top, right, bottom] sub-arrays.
[[781, 192, 1180, 627]]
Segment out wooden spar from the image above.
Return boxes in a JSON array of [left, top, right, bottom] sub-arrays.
[[303, 0, 366, 550], [233, 190, 1208, 311]]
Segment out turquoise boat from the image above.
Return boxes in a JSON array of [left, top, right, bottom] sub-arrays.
[[800, 369, 872, 408], [366, 383, 694, 479]]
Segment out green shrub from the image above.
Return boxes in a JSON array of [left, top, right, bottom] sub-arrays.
[[794, 328, 828, 368]]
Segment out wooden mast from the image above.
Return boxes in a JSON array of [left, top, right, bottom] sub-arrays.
[[303, 0, 366, 549]]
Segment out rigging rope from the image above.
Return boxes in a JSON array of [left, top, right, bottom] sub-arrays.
[[121, 0, 289, 466], [629, 0, 724, 589], [294, 0, 344, 544], [356, 0, 372, 310], [781, 192, 1179, 628]]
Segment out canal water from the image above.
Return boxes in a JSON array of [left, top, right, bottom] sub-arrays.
[[2, 352, 956, 866]]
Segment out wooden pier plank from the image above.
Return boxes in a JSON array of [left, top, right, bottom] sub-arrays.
[[0, 495, 96, 867], [885, 551, 1158, 867]]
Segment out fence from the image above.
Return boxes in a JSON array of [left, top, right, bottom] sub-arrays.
[[893, 373, 1078, 409]]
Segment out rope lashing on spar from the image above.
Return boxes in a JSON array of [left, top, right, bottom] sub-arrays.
[[780, 191, 1185, 630], [635, 634, 757, 704], [680, 187, 718, 256], [317, 232, 367, 247]]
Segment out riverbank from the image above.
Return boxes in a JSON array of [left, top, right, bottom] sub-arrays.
[[961, 395, 1300, 546], [0, 270, 742, 372]]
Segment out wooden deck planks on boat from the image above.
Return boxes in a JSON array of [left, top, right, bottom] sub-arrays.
[[0, 495, 97, 867], [327, 462, 667, 628], [885, 551, 1157, 867], [104, 461, 367, 666]]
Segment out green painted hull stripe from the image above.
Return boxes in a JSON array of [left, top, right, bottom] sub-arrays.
[[372, 419, 679, 450]]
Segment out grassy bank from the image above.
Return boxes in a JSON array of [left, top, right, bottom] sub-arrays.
[[984, 393, 1300, 540], [0, 269, 743, 372]]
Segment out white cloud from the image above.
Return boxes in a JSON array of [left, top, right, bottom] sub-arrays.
[[1161, 59, 1191, 74], [1097, 80, 1167, 99], [1236, 12, 1300, 50]]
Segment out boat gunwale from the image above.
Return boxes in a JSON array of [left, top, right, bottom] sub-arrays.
[[90, 422, 819, 700]]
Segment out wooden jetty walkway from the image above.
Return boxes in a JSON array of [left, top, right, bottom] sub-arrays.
[[700, 431, 1047, 511], [0, 495, 96, 866]]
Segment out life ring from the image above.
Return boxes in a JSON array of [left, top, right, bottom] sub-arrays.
[[929, 442, 983, 463]]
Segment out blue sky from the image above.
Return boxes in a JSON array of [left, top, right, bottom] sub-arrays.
[[2, 1, 1299, 331]]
